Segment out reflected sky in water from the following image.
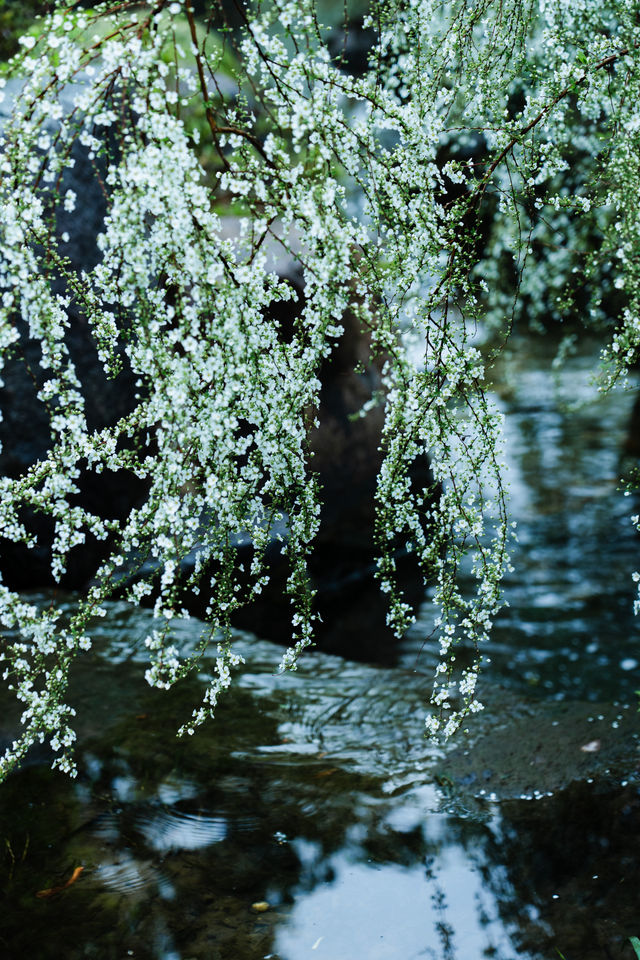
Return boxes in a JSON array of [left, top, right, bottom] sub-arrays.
[[402, 333, 640, 705]]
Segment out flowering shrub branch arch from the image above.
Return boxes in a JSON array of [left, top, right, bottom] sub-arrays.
[[0, 0, 638, 778]]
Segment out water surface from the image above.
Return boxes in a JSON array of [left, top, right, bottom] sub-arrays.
[[1, 331, 640, 960]]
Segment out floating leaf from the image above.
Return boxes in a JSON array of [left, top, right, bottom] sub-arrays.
[[36, 865, 84, 899]]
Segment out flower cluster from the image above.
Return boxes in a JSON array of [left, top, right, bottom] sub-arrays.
[[0, 0, 638, 776]]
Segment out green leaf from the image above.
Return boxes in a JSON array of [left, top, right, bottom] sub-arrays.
[[629, 937, 640, 959]]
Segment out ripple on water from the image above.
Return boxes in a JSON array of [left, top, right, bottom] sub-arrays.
[[135, 803, 260, 853], [92, 853, 167, 897]]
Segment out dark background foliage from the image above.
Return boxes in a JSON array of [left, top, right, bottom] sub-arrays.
[[0, 0, 51, 61]]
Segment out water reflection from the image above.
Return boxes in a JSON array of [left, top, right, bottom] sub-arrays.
[[1, 331, 640, 959], [275, 810, 521, 960], [0, 608, 638, 959], [402, 333, 640, 705]]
